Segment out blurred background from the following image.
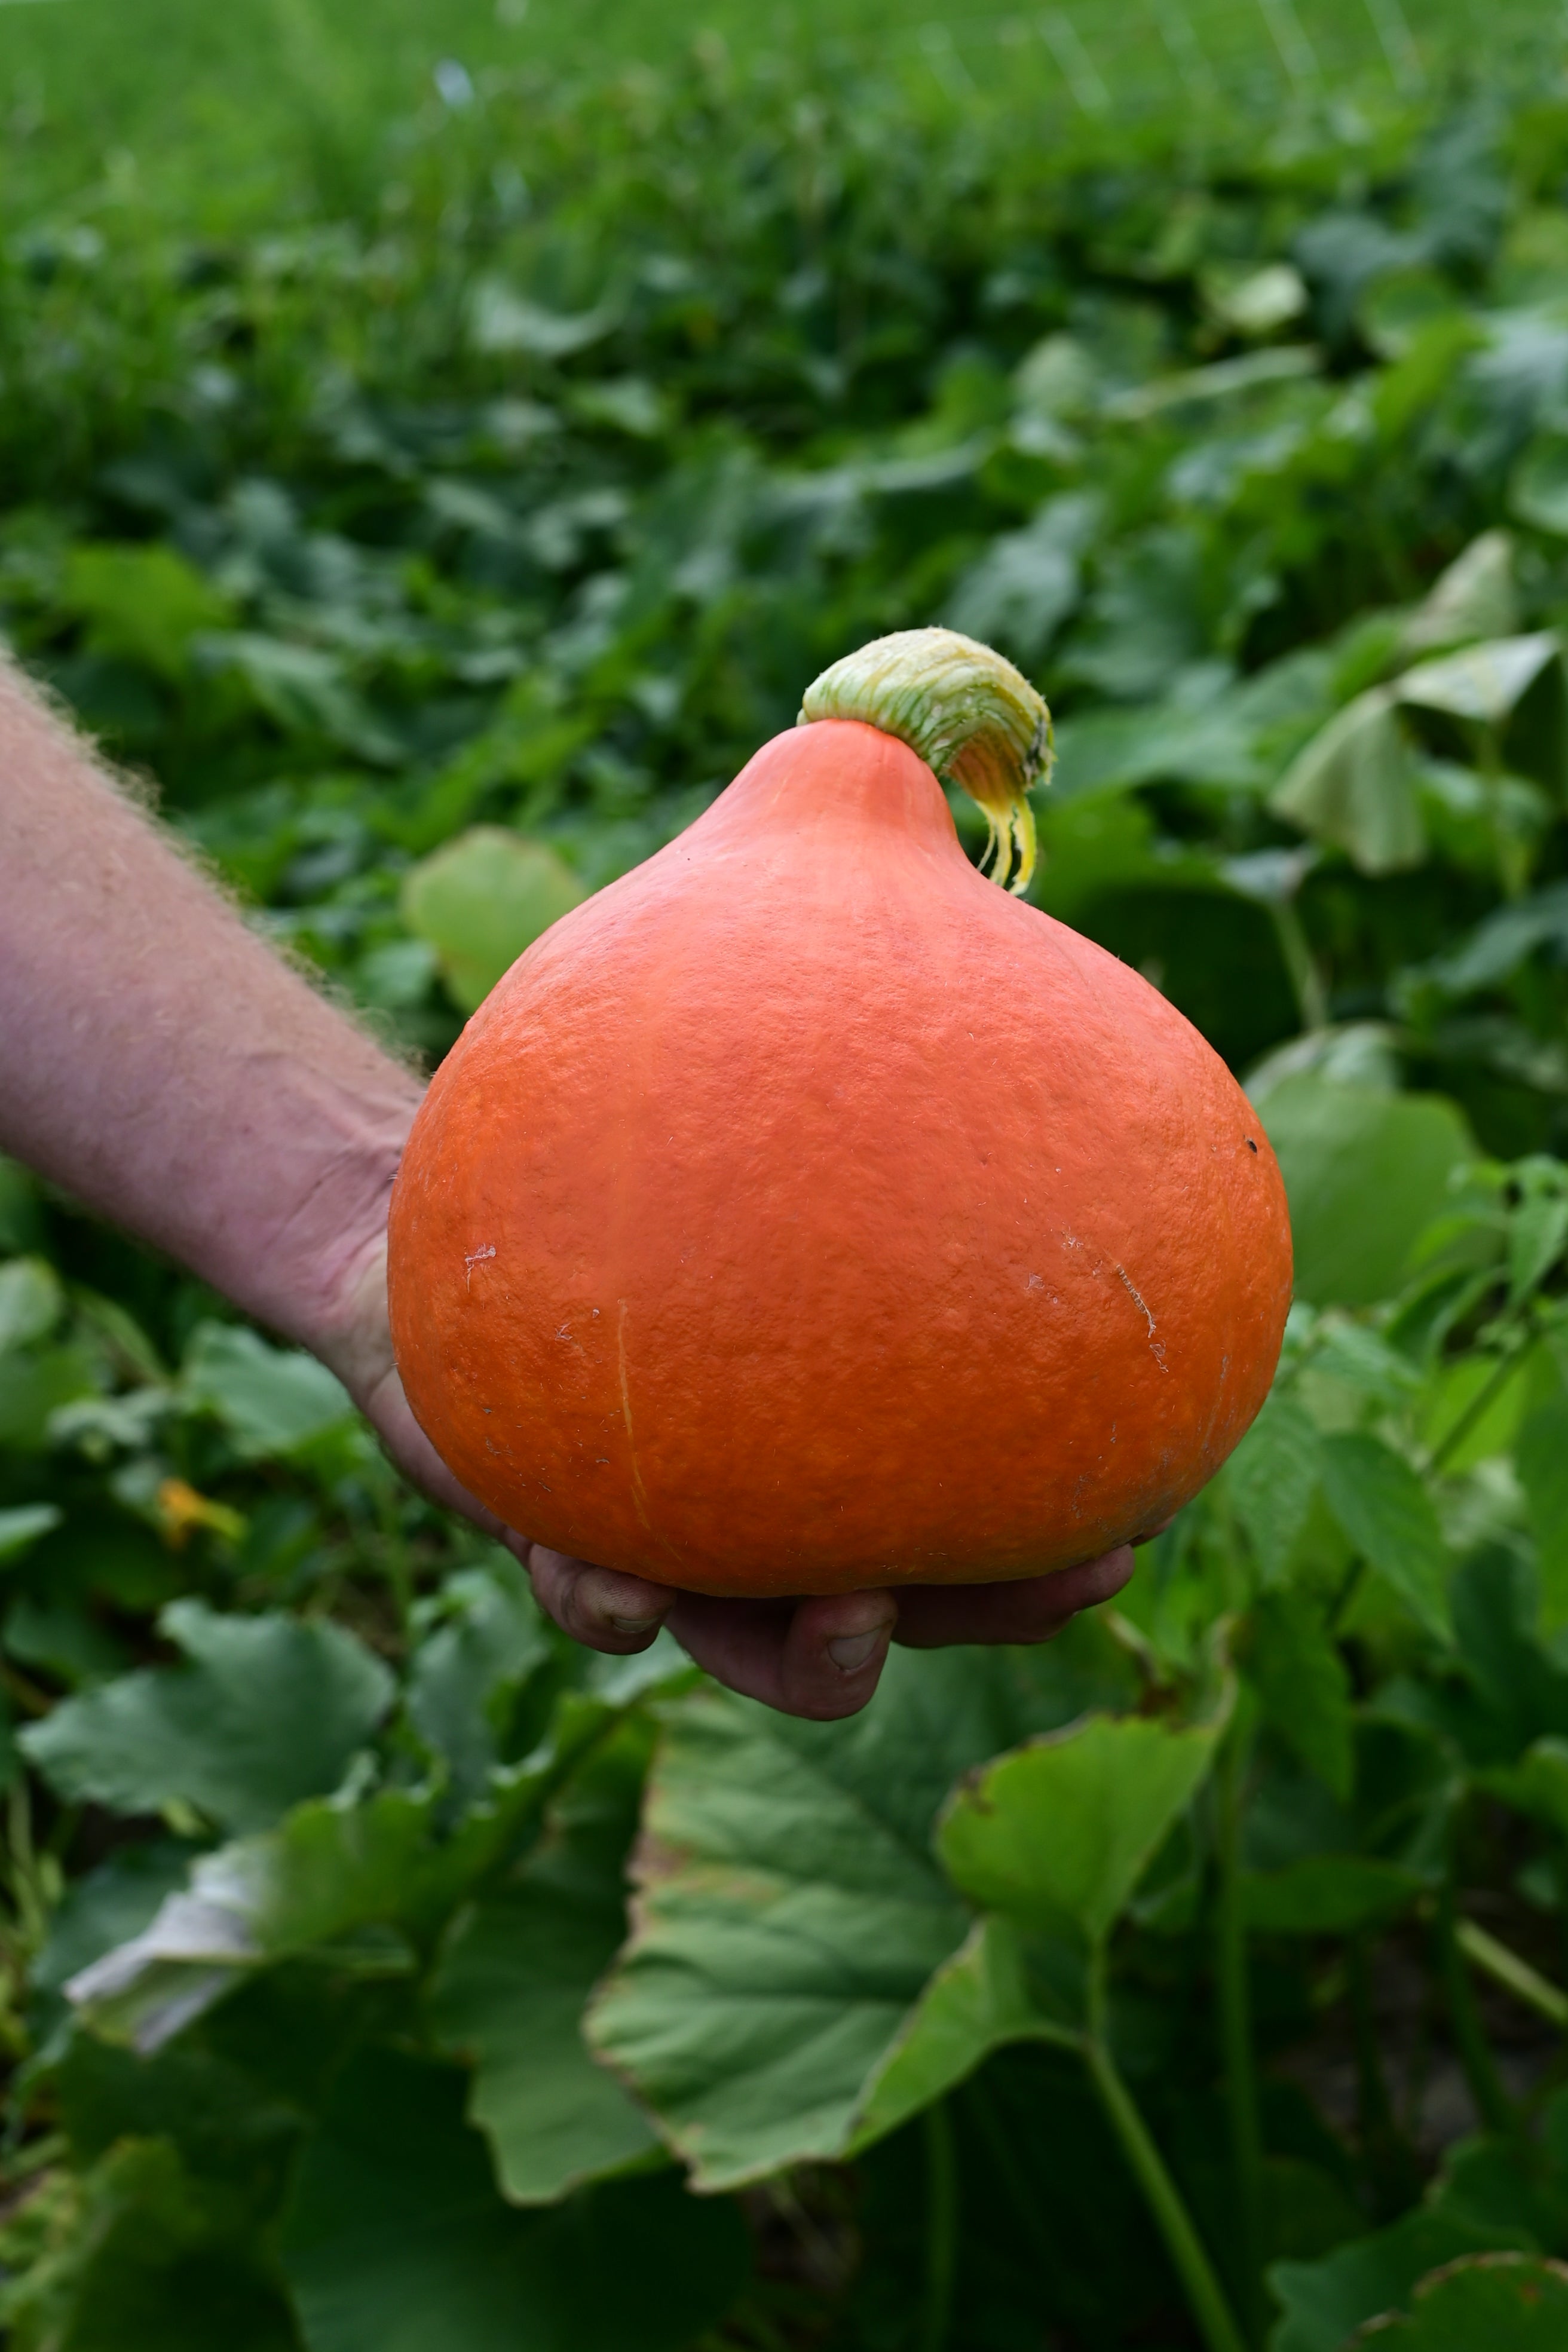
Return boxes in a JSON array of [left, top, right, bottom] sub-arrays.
[[7, 7, 1568, 2351]]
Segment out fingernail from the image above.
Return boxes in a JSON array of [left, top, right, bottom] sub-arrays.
[[610, 1611, 664, 1634], [828, 1629, 885, 1673]]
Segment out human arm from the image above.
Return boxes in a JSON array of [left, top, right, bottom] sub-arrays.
[[0, 659, 1133, 1716]]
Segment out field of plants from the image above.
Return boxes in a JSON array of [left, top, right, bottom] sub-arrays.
[[11, 16, 1568, 2350]]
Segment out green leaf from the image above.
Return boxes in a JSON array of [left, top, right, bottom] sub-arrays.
[[1399, 532, 1519, 659], [180, 1325, 355, 1462], [587, 1650, 1071, 2191], [1516, 1394, 1568, 1630], [65, 1690, 617, 2048], [1257, 1077, 1473, 1308], [0, 1503, 62, 1564], [0, 1257, 64, 1353], [1271, 689, 1425, 875], [1228, 1396, 1323, 1584], [1484, 1735, 1568, 1835], [1319, 1434, 1451, 1640], [1512, 436, 1568, 535], [402, 827, 587, 1012], [938, 1702, 1228, 1952], [1247, 1590, 1354, 1797], [469, 283, 620, 359], [1504, 1171, 1568, 1307], [407, 1558, 552, 1806], [1346, 2252, 1568, 2347], [945, 491, 1098, 666], [62, 543, 232, 683], [431, 1725, 659, 2204], [278, 2046, 748, 2352], [1267, 2211, 1535, 2352], [1397, 633, 1560, 728], [0, 2137, 298, 2352], [1242, 1855, 1423, 1935], [849, 1915, 1051, 2151], [20, 1600, 394, 1836]]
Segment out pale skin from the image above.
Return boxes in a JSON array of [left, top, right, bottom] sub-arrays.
[[0, 662, 1136, 1719]]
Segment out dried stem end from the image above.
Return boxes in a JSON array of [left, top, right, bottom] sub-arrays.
[[798, 627, 1054, 893]]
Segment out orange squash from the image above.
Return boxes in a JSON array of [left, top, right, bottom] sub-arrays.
[[388, 630, 1291, 1597]]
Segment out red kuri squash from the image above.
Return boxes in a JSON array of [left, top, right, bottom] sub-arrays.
[[388, 629, 1291, 1595]]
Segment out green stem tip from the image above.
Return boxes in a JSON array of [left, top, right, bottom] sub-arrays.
[[799, 627, 1054, 894]]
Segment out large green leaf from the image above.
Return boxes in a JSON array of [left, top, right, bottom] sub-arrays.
[[1516, 1393, 1568, 1628], [401, 828, 586, 1012], [1396, 633, 1560, 729], [849, 1915, 1050, 2149], [180, 1327, 355, 1462], [1247, 1589, 1354, 1798], [1257, 1077, 1473, 1307], [278, 2046, 748, 2352], [1242, 1855, 1423, 1936], [65, 1689, 619, 2050], [586, 1647, 1097, 2191], [1228, 1396, 1324, 1585], [1267, 2210, 1534, 2352], [0, 1503, 62, 1564], [0, 2138, 299, 2352], [20, 1601, 394, 1835], [1345, 2252, 1568, 2347], [0, 1258, 64, 1353], [936, 1703, 1227, 1954], [406, 1558, 552, 1806], [1319, 1434, 1451, 1640], [431, 1725, 659, 2203], [1270, 689, 1424, 875]]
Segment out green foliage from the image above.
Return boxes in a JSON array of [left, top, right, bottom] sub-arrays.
[[15, 30, 1568, 2352]]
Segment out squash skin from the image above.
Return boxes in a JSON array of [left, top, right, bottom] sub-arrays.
[[388, 718, 1292, 1596]]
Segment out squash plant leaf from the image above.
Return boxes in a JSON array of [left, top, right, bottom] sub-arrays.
[[1318, 1434, 1451, 1640], [179, 1325, 356, 1463], [586, 1646, 1102, 2191], [1227, 1395, 1322, 1585], [936, 1702, 1228, 1957], [1514, 1392, 1568, 1630], [1270, 688, 1425, 876], [65, 1688, 618, 2050], [20, 1600, 395, 1836], [848, 1914, 1052, 2152], [1241, 1854, 1423, 1936], [1245, 1588, 1354, 1797], [431, 1723, 660, 2204], [278, 2045, 748, 2352], [1267, 2210, 1533, 2352], [0, 2136, 299, 2352], [1346, 2252, 1568, 2347], [401, 828, 587, 1013], [1257, 1077, 1472, 1309]]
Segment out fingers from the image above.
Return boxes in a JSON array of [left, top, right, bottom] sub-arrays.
[[892, 1545, 1136, 1649], [667, 1587, 898, 1720], [526, 1544, 678, 1655]]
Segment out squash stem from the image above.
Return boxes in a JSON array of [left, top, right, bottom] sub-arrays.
[[1081, 1982, 1247, 2352], [1215, 1725, 1266, 2345], [919, 2099, 958, 2352]]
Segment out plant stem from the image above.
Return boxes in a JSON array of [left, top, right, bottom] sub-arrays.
[[920, 2099, 958, 2352], [1270, 899, 1328, 1034], [1456, 1918, 1568, 2031], [1215, 1726, 1265, 2347], [1082, 2029, 1247, 2352], [1427, 1343, 1526, 1475], [1434, 1877, 1516, 2134]]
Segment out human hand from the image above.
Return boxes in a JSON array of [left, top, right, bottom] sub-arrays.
[[320, 1239, 1139, 1722]]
